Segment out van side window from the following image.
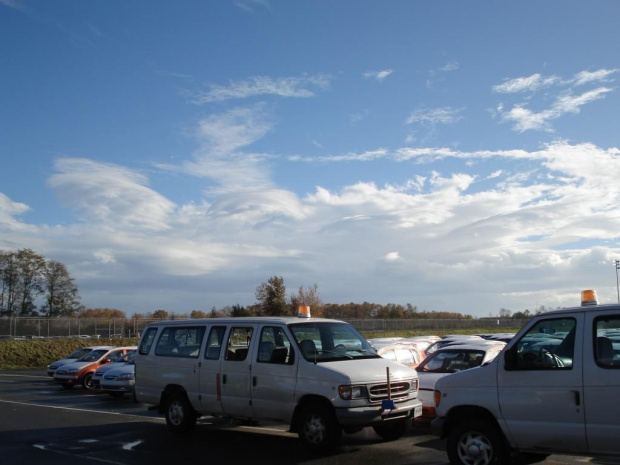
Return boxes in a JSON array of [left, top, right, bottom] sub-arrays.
[[205, 326, 226, 360], [594, 316, 620, 368], [513, 317, 575, 370], [139, 328, 158, 355], [257, 326, 294, 365], [155, 326, 206, 358], [225, 327, 253, 361]]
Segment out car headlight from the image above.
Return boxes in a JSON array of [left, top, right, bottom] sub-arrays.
[[66, 368, 79, 374], [338, 385, 366, 400], [118, 373, 135, 381]]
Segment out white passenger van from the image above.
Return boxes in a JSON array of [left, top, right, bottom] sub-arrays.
[[135, 309, 422, 452], [431, 290, 620, 465]]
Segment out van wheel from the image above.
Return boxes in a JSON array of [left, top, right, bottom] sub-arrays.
[[297, 404, 342, 453], [372, 419, 408, 441], [165, 392, 197, 433], [447, 419, 508, 465], [82, 373, 95, 390]]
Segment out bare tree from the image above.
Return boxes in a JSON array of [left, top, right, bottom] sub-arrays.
[[42, 260, 81, 317], [14, 249, 46, 316]]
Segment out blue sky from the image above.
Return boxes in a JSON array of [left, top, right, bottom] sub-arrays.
[[2, 0, 620, 317]]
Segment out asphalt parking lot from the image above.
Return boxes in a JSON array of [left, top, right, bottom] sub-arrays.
[[1, 370, 619, 465]]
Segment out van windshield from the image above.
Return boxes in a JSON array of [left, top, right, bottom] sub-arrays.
[[289, 322, 379, 362]]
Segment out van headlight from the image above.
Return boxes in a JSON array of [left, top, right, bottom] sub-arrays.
[[338, 385, 366, 400]]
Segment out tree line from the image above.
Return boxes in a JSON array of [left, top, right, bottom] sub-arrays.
[[0, 248, 489, 321], [0, 249, 81, 317]]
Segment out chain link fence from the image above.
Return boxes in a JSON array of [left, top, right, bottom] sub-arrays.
[[0, 316, 527, 339]]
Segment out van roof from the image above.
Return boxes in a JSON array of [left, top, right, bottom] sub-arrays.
[[143, 317, 347, 327]]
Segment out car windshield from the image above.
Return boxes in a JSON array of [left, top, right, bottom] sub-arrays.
[[289, 322, 379, 362], [77, 349, 109, 362], [417, 349, 487, 373], [68, 347, 95, 359]]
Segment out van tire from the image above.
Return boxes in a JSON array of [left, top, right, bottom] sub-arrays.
[[165, 392, 197, 433], [372, 419, 408, 441], [297, 404, 342, 453], [447, 419, 508, 465]]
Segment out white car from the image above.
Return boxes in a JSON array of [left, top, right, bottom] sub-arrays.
[[416, 342, 505, 420], [91, 350, 136, 389], [46, 346, 111, 377], [100, 357, 136, 398]]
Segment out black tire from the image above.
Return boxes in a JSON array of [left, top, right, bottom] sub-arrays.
[[447, 419, 508, 465], [297, 403, 342, 453], [372, 419, 408, 441], [165, 392, 197, 433], [82, 373, 95, 390]]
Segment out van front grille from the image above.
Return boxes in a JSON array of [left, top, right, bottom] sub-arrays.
[[368, 380, 416, 402]]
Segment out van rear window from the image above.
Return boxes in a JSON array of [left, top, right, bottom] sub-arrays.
[[155, 326, 206, 358]]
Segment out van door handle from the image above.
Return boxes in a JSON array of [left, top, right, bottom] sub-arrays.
[[573, 390, 580, 406], [253, 376, 257, 387], [222, 374, 227, 384]]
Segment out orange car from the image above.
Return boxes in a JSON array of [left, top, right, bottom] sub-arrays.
[[53, 346, 136, 390]]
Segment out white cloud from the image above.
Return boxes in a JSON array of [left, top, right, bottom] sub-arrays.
[[188, 74, 331, 104], [363, 69, 394, 81]]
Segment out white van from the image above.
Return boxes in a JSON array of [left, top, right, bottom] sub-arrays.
[[135, 312, 422, 452], [431, 290, 620, 464]]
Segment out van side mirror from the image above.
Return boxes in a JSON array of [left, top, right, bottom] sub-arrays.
[[504, 348, 517, 370]]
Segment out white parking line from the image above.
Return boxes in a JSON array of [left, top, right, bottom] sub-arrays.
[[0, 398, 164, 421], [33, 444, 129, 465]]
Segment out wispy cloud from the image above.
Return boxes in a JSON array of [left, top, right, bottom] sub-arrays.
[[187, 74, 331, 104], [493, 73, 560, 93], [233, 0, 270, 11], [363, 69, 394, 81], [47, 158, 176, 231], [572, 68, 619, 86], [440, 60, 459, 72], [406, 107, 464, 125], [501, 87, 612, 132], [493, 69, 617, 132], [0, 0, 23, 9]]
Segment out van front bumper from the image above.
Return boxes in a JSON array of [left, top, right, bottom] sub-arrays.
[[335, 398, 422, 426]]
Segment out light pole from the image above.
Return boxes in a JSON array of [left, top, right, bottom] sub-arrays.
[[614, 260, 620, 304]]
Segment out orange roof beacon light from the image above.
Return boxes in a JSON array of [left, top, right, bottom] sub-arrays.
[[298, 305, 311, 318], [581, 289, 599, 307]]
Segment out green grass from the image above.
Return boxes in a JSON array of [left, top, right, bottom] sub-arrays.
[[0, 338, 139, 370], [0, 327, 521, 369]]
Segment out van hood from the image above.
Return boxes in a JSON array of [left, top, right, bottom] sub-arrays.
[[302, 357, 418, 384]]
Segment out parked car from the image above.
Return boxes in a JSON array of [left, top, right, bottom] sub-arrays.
[[416, 342, 505, 420], [53, 346, 136, 390], [424, 335, 485, 356], [46, 346, 111, 377], [91, 350, 136, 389], [373, 341, 424, 369], [100, 357, 136, 398]]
